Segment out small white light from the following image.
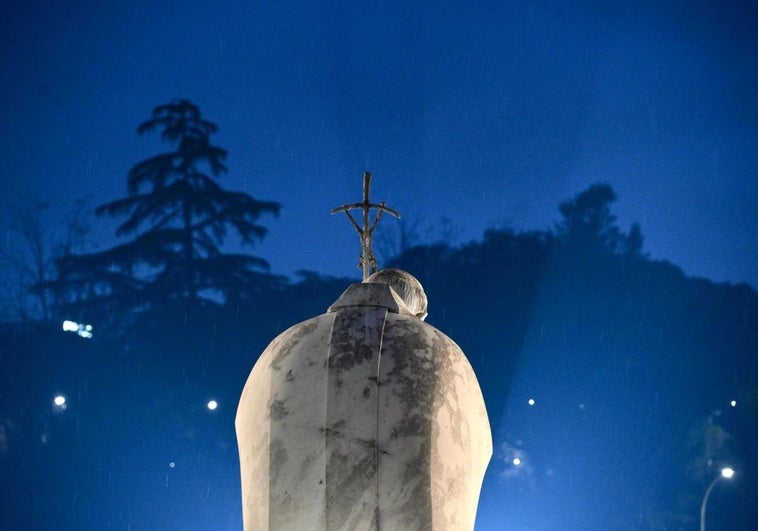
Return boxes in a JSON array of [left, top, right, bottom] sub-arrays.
[[528, 398, 535, 406], [207, 400, 218, 411], [169, 461, 176, 468], [62, 319, 94, 338], [53, 395, 66, 407], [721, 467, 735, 479], [730, 400, 737, 407], [77, 323, 93, 339], [512, 457, 521, 466]]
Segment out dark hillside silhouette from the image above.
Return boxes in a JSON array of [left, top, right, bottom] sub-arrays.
[[388, 229, 554, 427], [2, 182, 756, 530], [388, 185, 757, 529]]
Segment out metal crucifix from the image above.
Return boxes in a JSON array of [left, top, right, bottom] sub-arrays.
[[331, 172, 401, 280]]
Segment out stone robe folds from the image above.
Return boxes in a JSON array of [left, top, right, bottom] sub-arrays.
[[236, 271, 491, 530]]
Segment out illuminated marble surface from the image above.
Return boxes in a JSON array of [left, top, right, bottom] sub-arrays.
[[236, 273, 491, 530]]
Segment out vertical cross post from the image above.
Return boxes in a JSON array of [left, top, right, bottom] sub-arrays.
[[331, 172, 401, 280]]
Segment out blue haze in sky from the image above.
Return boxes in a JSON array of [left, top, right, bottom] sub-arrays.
[[1, 0, 756, 286]]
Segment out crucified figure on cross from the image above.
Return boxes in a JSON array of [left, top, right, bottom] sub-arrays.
[[331, 171, 401, 280]]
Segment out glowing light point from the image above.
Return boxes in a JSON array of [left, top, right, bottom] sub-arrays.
[[721, 467, 734, 479], [61, 319, 94, 338], [528, 398, 535, 406], [730, 400, 737, 407], [512, 457, 521, 466], [169, 461, 176, 469], [53, 395, 66, 407], [207, 400, 218, 411]]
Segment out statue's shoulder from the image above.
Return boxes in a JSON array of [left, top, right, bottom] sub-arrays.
[[327, 281, 417, 316], [260, 313, 335, 361]]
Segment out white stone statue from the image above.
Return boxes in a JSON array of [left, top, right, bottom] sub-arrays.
[[236, 269, 492, 530]]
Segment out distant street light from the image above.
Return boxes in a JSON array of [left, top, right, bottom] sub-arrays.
[[700, 467, 735, 531]]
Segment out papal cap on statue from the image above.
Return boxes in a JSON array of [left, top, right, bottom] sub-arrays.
[[235, 174, 491, 530], [363, 268, 428, 320]]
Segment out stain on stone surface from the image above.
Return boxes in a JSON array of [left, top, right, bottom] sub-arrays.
[[270, 319, 320, 371], [376, 315, 443, 524], [328, 308, 386, 373], [269, 399, 288, 421], [324, 415, 382, 529], [269, 438, 288, 484]]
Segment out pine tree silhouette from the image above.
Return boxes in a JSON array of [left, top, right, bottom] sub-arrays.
[[50, 100, 280, 323]]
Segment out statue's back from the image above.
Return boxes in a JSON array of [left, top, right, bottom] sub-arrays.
[[236, 276, 491, 530]]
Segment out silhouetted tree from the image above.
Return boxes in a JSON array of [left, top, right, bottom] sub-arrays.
[[556, 183, 622, 253], [0, 199, 53, 321], [49, 100, 280, 323], [624, 222, 645, 258], [0, 197, 91, 322], [375, 216, 459, 267], [556, 183, 648, 261]]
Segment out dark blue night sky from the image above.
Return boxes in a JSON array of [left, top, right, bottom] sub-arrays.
[[2, 0, 756, 286], [1, 2, 757, 531]]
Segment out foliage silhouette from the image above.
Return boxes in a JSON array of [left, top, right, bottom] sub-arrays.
[[46, 100, 281, 326], [556, 182, 624, 254], [0, 197, 92, 322], [0, 199, 55, 321]]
